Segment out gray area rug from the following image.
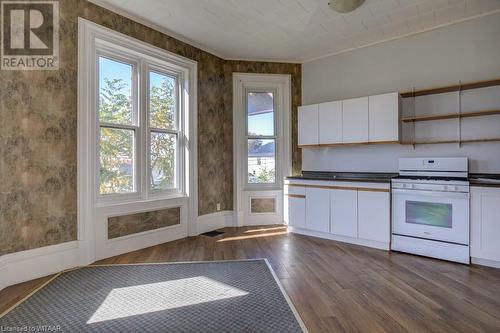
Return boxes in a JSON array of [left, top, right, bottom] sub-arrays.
[[0, 259, 306, 332]]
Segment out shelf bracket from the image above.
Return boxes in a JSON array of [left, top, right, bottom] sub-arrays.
[[412, 87, 416, 149], [458, 80, 462, 148]]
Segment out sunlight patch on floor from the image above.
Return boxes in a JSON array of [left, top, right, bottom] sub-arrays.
[[87, 276, 248, 323], [244, 226, 288, 234], [217, 231, 288, 242]]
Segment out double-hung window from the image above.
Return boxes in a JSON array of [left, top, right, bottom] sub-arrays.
[[246, 90, 278, 186], [95, 41, 186, 202]]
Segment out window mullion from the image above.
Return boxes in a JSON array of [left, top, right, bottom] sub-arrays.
[[139, 59, 148, 198]]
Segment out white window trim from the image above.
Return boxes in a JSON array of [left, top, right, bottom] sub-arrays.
[[94, 35, 186, 202], [233, 73, 292, 226], [78, 19, 198, 264], [244, 87, 281, 189]]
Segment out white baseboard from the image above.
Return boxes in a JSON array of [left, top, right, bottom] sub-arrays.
[[289, 227, 390, 251], [197, 211, 234, 234], [243, 219, 285, 226], [471, 257, 500, 269], [96, 224, 188, 261], [0, 241, 81, 291], [0, 211, 235, 291]]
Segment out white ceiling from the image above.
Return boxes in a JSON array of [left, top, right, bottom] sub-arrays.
[[90, 0, 500, 63]]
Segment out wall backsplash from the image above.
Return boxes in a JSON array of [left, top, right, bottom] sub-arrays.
[[302, 142, 500, 173], [0, 0, 301, 256]]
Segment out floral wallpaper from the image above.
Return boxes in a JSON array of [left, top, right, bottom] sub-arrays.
[[0, 0, 301, 255], [250, 198, 276, 214], [108, 207, 180, 239]]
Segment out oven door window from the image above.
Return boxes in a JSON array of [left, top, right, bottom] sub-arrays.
[[405, 201, 452, 228]]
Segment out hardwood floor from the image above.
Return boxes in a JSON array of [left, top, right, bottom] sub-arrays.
[[2, 226, 500, 332]]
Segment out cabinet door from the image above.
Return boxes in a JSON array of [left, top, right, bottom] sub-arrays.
[[330, 189, 357, 238], [358, 190, 390, 243], [319, 101, 342, 144], [287, 196, 306, 228], [306, 187, 330, 233], [298, 104, 319, 146], [369, 92, 400, 142], [471, 187, 500, 262], [342, 97, 368, 143]]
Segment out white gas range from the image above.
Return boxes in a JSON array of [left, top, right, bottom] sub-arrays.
[[391, 157, 470, 264]]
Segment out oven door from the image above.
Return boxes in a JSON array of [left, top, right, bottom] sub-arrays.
[[392, 189, 469, 245]]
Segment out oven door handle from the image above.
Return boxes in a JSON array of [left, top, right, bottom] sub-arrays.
[[392, 188, 470, 199]]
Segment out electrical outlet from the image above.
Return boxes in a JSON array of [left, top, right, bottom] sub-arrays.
[[216, 203, 221, 211]]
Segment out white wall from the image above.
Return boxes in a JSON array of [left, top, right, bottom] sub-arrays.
[[302, 12, 500, 173]]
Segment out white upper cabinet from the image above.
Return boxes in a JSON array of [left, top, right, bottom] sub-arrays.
[[299, 92, 400, 146], [319, 101, 342, 144], [298, 104, 319, 146], [369, 92, 400, 142], [342, 97, 369, 143]]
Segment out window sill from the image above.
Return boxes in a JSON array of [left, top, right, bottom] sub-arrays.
[[95, 193, 188, 208], [243, 186, 283, 192]]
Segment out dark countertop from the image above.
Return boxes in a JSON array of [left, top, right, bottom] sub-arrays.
[[286, 172, 500, 187], [286, 171, 398, 183], [469, 173, 500, 188]]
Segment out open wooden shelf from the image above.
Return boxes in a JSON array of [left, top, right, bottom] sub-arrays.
[[401, 109, 500, 123], [400, 78, 500, 98]]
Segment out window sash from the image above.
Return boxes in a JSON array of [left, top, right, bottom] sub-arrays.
[[247, 138, 276, 185], [97, 53, 139, 127], [146, 66, 181, 194], [149, 130, 178, 191], [95, 45, 184, 201], [244, 89, 278, 187], [148, 69, 179, 131], [98, 125, 137, 195], [246, 90, 276, 137]]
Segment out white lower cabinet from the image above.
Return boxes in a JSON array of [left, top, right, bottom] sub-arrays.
[[286, 181, 390, 250], [287, 196, 306, 228], [358, 191, 390, 243], [305, 187, 330, 233], [330, 189, 357, 238], [471, 186, 500, 266]]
